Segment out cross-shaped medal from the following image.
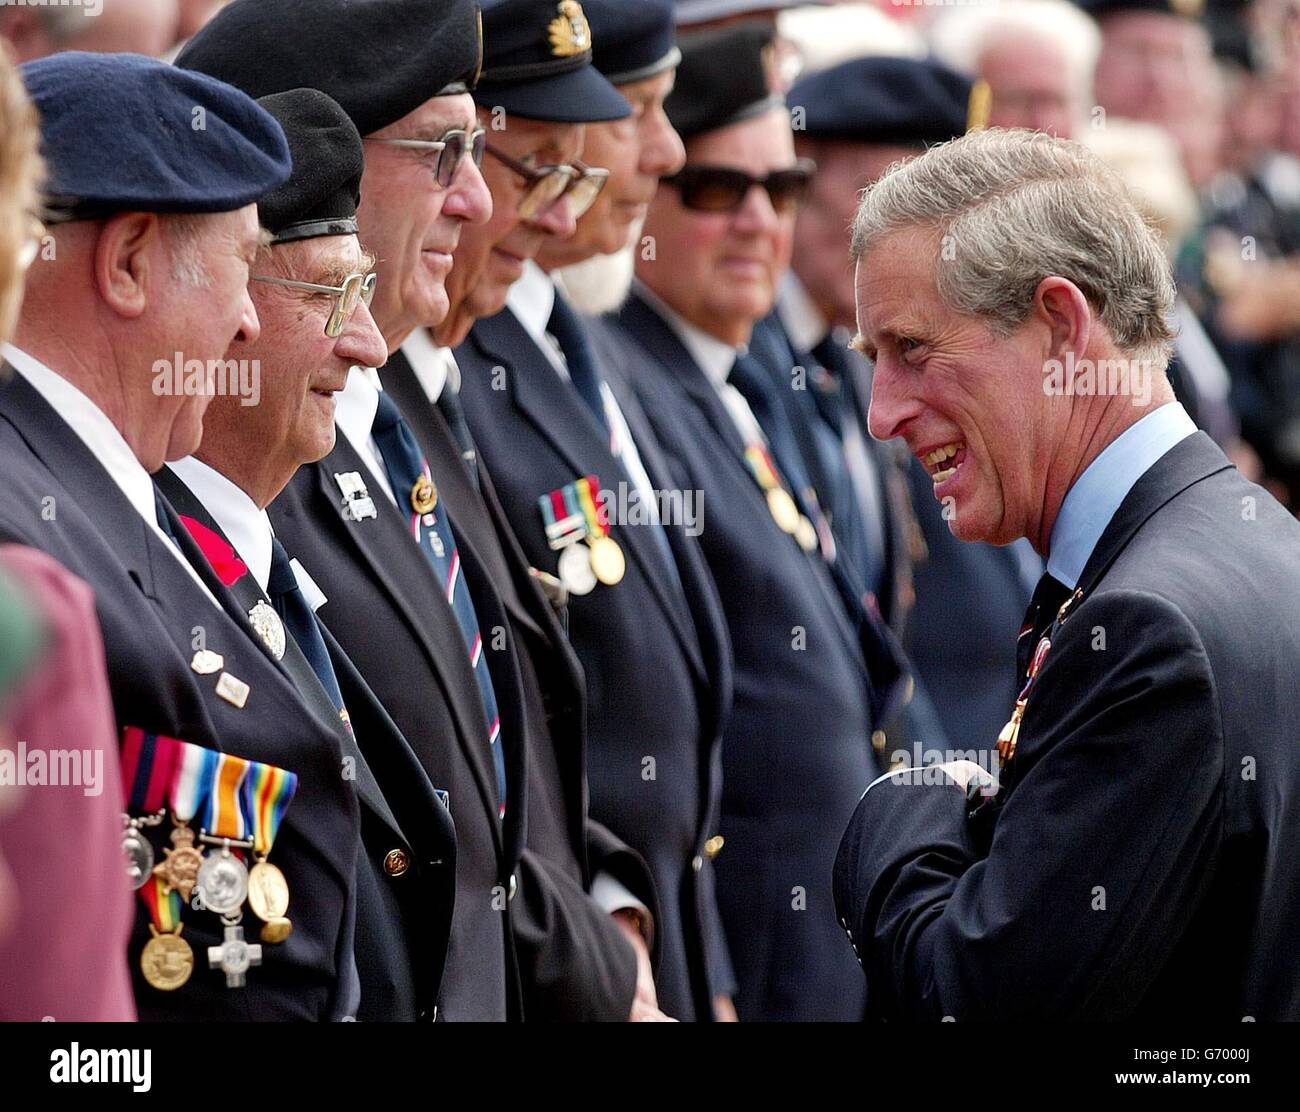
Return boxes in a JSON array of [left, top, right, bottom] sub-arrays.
[[208, 922, 262, 988]]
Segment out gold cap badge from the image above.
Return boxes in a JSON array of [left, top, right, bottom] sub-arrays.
[[548, 0, 592, 58]]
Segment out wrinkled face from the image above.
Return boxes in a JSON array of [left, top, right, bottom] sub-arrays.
[[856, 225, 1060, 546], [792, 139, 917, 330], [357, 92, 492, 348], [537, 69, 684, 269], [981, 34, 1077, 138], [1094, 12, 1211, 126], [438, 113, 585, 348], [203, 234, 387, 489], [159, 206, 262, 463], [637, 107, 797, 344]]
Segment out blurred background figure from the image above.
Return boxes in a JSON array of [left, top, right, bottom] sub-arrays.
[[0, 0, 180, 62], [930, 0, 1101, 138], [0, 46, 134, 1021]]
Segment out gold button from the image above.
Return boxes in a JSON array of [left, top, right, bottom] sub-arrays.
[[383, 848, 409, 877], [703, 835, 725, 860], [871, 730, 887, 751]]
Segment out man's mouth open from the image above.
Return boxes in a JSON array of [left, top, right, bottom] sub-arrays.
[[921, 441, 967, 486]]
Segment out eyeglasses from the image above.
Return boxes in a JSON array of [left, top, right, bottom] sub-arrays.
[[365, 128, 487, 188], [662, 159, 817, 216], [484, 145, 609, 220], [250, 271, 378, 338]]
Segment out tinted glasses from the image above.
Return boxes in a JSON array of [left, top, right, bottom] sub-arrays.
[[366, 127, 487, 188], [662, 158, 817, 216], [484, 145, 609, 220]]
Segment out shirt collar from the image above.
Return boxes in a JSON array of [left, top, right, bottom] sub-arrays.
[[334, 364, 382, 457], [507, 259, 557, 347], [1047, 401, 1198, 589], [633, 281, 740, 389], [776, 272, 829, 356], [399, 328, 450, 404], [166, 455, 275, 592], [2, 342, 159, 528]]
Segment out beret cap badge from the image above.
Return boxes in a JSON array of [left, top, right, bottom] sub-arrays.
[[549, 1, 592, 58]]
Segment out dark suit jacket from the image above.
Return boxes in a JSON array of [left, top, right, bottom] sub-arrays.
[[0, 369, 361, 1021], [834, 432, 1300, 1020], [270, 412, 641, 1021], [453, 309, 734, 1020], [156, 467, 457, 1021], [607, 291, 906, 1020]]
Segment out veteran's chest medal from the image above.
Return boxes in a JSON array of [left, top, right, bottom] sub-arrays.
[[558, 541, 597, 595], [247, 599, 286, 660]]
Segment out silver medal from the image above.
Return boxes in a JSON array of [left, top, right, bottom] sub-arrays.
[[558, 542, 596, 596], [122, 826, 155, 890], [196, 847, 249, 915], [247, 600, 286, 660]]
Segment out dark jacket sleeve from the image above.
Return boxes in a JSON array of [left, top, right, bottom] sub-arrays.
[[833, 589, 1223, 1020]]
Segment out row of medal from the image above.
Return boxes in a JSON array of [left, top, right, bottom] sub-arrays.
[[119, 727, 298, 992], [538, 474, 626, 596], [742, 443, 836, 560]]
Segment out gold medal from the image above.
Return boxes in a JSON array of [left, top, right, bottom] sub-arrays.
[[141, 924, 194, 991], [587, 536, 625, 586], [767, 488, 800, 535], [247, 859, 290, 923], [795, 516, 818, 553], [259, 917, 293, 944], [153, 823, 204, 903], [411, 476, 437, 515]]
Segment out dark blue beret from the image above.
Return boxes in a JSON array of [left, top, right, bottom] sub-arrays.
[[788, 56, 973, 148], [584, 0, 680, 85], [474, 0, 630, 123], [1072, 0, 1205, 20], [176, 0, 482, 137], [256, 90, 364, 244], [20, 52, 290, 222], [664, 23, 783, 141]]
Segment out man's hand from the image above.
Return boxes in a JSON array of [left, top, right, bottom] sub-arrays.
[[611, 909, 677, 1022]]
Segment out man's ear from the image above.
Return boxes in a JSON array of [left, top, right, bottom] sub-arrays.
[[93, 212, 160, 320], [1032, 276, 1093, 363]]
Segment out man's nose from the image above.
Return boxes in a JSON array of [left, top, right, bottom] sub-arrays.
[[866, 357, 921, 443]]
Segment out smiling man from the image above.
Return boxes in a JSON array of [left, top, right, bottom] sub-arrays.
[[833, 127, 1300, 1020]]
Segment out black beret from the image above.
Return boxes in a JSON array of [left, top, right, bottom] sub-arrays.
[[788, 56, 974, 148], [176, 0, 483, 137], [664, 23, 784, 141], [473, 0, 631, 123], [255, 90, 364, 244], [1072, 0, 1205, 21], [20, 51, 290, 223], [584, 0, 680, 85]]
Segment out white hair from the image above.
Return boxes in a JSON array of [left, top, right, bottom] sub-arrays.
[[778, 2, 926, 75], [850, 128, 1176, 368]]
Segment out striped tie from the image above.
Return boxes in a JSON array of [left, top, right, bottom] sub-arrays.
[[371, 390, 506, 818]]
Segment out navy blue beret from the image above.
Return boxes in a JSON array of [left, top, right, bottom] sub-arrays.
[[584, 0, 680, 85], [474, 0, 630, 123], [176, 0, 482, 137], [256, 90, 364, 244], [20, 51, 290, 222], [664, 23, 783, 141], [788, 56, 973, 148]]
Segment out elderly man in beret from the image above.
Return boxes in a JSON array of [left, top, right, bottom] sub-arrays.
[[185, 0, 667, 1022], [0, 52, 371, 1020], [834, 127, 1300, 1020], [155, 88, 461, 1023], [450, 0, 742, 1023], [603, 22, 909, 1022]]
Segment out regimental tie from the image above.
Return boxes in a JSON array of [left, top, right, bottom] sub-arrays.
[[370, 390, 507, 818]]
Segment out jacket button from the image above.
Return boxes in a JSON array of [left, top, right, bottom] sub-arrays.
[[384, 848, 410, 877], [692, 855, 703, 873], [871, 730, 888, 751], [703, 835, 725, 860], [508, 873, 518, 901]]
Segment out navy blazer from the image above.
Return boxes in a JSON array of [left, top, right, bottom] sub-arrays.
[[0, 369, 361, 1020], [835, 433, 1300, 1019], [454, 307, 734, 1020]]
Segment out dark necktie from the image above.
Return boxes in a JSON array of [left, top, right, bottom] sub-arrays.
[[267, 536, 348, 720], [547, 294, 608, 433], [729, 350, 816, 507], [1016, 572, 1071, 681], [370, 390, 507, 817], [153, 487, 181, 546], [437, 380, 480, 490]]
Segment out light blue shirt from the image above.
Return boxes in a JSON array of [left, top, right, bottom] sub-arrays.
[[1046, 402, 1198, 589]]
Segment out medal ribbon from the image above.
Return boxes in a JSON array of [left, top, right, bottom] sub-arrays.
[[539, 484, 589, 550], [574, 475, 609, 540], [203, 752, 251, 839], [742, 444, 786, 495], [120, 727, 183, 814], [243, 762, 299, 858], [139, 874, 183, 932], [171, 740, 219, 824]]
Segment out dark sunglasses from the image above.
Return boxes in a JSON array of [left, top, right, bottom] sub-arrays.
[[366, 127, 487, 188], [662, 158, 817, 215], [484, 145, 609, 220]]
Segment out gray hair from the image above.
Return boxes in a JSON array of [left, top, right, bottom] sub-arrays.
[[849, 128, 1176, 368], [165, 213, 213, 290]]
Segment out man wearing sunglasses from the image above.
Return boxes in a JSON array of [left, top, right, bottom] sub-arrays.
[[185, 0, 666, 1023], [451, 0, 740, 1023], [156, 88, 460, 1022], [604, 23, 911, 1022]]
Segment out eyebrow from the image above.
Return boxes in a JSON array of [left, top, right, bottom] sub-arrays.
[[309, 251, 375, 288]]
